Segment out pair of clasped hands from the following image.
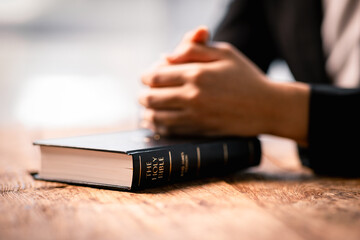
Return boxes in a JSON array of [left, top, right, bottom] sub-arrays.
[[138, 26, 309, 146]]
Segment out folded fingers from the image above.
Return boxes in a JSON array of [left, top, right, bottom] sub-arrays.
[[139, 87, 189, 110]]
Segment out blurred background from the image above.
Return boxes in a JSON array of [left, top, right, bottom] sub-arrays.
[[0, 0, 293, 130]]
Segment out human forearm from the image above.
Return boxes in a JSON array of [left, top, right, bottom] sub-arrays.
[[263, 81, 310, 146]]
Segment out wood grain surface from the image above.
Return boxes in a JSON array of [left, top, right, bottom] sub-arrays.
[[1, 125, 359, 240]]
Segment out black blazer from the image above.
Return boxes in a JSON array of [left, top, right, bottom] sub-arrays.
[[213, 0, 360, 177]]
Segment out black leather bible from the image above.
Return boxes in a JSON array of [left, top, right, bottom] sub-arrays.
[[33, 128, 261, 190]]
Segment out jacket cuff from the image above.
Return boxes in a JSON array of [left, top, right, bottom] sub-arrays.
[[304, 84, 360, 177]]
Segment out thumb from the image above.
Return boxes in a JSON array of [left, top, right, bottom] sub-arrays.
[[187, 25, 209, 44], [166, 43, 221, 64], [167, 26, 213, 63]]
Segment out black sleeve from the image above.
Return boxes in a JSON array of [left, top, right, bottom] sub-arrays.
[[212, 0, 278, 72], [304, 84, 360, 177]]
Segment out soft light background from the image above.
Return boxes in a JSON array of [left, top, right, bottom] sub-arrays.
[[0, 0, 293, 130]]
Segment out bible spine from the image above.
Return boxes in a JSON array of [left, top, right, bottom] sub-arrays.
[[130, 138, 261, 189]]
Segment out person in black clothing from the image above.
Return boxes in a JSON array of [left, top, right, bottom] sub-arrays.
[[139, 0, 360, 177]]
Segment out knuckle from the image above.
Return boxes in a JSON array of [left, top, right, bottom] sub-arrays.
[[186, 67, 207, 85], [144, 94, 155, 107], [143, 69, 163, 86], [185, 68, 201, 82], [149, 72, 161, 86], [218, 42, 235, 55], [186, 88, 201, 104]]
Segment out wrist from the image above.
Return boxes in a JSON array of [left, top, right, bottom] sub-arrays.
[[263, 80, 310, 146]]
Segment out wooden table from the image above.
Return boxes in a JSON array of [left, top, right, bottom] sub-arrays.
[[1, 125, 360, 240]]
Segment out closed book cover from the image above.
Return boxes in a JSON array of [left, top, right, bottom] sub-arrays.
[[33, 128, 261, 190]]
